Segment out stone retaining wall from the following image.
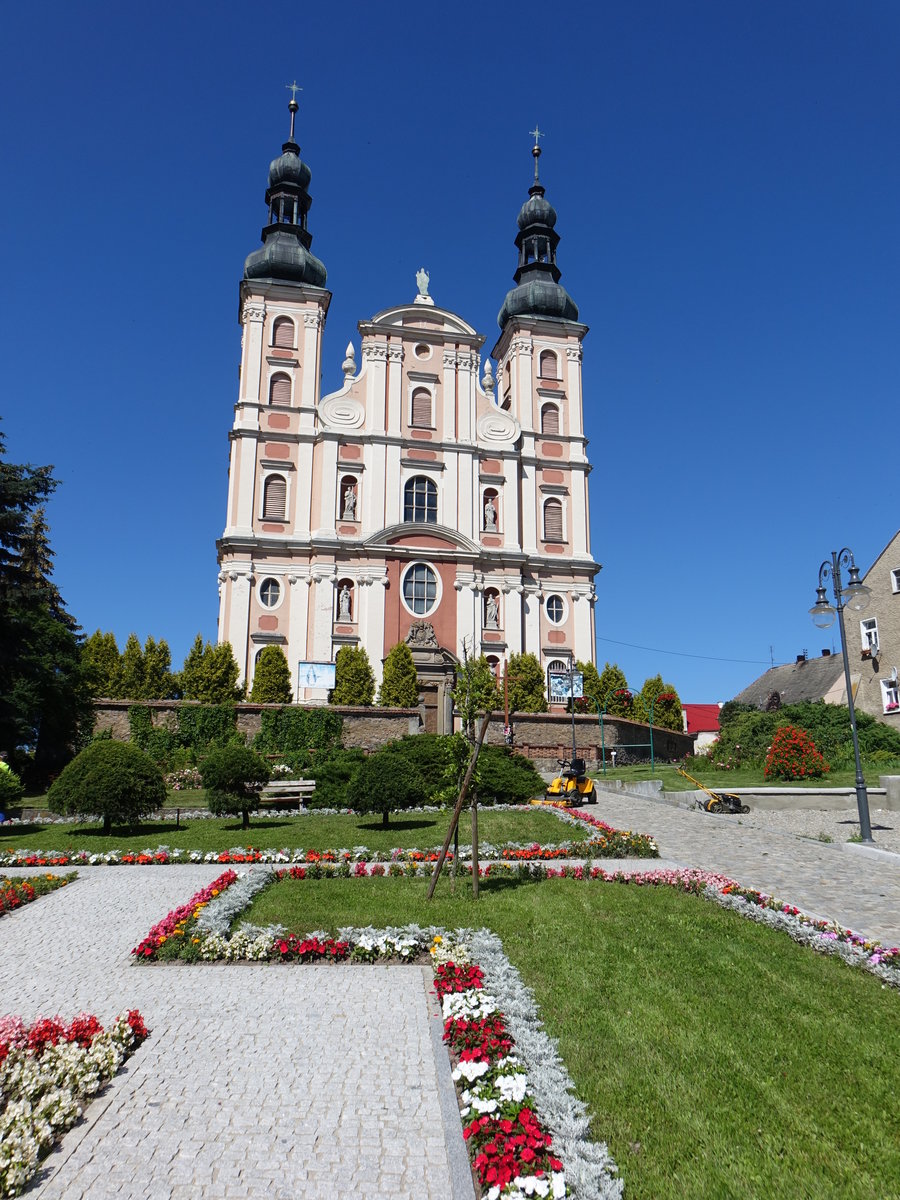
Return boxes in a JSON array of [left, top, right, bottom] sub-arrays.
[[92, 701, 421, 752], [486, 710, 693, 772]]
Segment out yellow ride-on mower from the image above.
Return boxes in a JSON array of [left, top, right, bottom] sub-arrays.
[[677, 768, 749, 814], [536, 756, 596, 806]]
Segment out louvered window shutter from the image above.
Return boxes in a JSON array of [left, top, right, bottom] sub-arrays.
[[539, 351, 558, 379], [411, 389, 432, 427], [541, 405, 560, 435], [273, 318, 293, 348], [263, 476, 287, 521], [269, 374, 291, 406], [544, 500, 563, 541]]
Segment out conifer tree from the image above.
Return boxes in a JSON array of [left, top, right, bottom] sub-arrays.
[[180, 637, 242, 704], [506, 652, 547, 713], [142, 636, 176, 700], [81, 631, 122, 698], [377, 642, 419, 707], [119, 633, 146, 700], [576, 660, 603, 711], [332, 645, 376, 706], [179, 634, 206, 700], [597, 662, 635, 718], [250, 645, 293, 703]]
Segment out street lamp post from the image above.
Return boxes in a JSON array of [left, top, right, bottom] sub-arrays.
[[809, 548, 874, 844]]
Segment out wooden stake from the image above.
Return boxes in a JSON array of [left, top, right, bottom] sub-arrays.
[[426, 713, 491, 900]]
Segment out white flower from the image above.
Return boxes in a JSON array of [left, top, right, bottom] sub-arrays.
[[453, 1060, 490, 1083]]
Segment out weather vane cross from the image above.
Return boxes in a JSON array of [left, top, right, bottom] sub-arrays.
[[286, 80, 303, 102], [530, 125, 545, 148]]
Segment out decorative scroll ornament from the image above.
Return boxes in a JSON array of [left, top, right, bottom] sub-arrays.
[[405, 621, 439, 648], [241, 302, 265, 324], [476, 408, 521, 446], [319, 395, 365, 429]]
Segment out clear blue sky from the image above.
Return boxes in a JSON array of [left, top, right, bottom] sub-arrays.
[[2, 1, 897, 702]]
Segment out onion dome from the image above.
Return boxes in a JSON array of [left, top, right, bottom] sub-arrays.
[[498, 135, 577, 329], [243, 94, 326, 287]]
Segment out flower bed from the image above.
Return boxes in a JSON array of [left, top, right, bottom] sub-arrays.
[[0, 873, 76, 915], [0, 1010, 149, 1198], [131, 871, 238, 959]]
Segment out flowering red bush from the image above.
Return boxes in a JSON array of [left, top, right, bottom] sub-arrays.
[[433, 962, 484, 998], [764, 724, 830, 780], [273, 935, 350, 962], [466, 1107, 563, 1192]]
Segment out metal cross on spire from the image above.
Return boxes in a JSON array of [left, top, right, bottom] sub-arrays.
[[529, 125, 545, 182], [285, 80, 303, 139]]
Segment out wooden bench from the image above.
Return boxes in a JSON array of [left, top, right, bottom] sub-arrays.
[[257, 779, 316, 810]]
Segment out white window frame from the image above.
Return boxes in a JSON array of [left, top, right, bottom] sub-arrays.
[[545, 593, 567, 625], [881, 678, 899, 714], [403, 475, 439, 525], [408, 384, 435, 429], [257, 575, 284, 612], [542, 497, 567, 543], [260, 471, 290, 523], [271, 315, 296, 349], [891, 567, 900, 594], [400, 560, 442, 618], [861, 618, 879, 653]]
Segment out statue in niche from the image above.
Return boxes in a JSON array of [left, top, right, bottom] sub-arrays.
[[342, 484, 357, 521], [484, 495, 497, 532], [338, 584, 352, 621], [485, 593, 499, 629]]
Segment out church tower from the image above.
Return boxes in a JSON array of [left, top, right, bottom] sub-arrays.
[[218, 105, 599, 720]]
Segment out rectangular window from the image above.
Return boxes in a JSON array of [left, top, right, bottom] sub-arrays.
[[892, 567, 900, 594], [543, 500, 564, 541], [860, 618, 879, 653], [881, 679, 899, 714]]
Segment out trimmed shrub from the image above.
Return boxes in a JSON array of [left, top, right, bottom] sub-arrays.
[[477, 746, 545, 805], [47, 740, 166, 834], [305, 748, 365, 808], [764, 725, 830, 781], [0, 767, 25, 810], [250, 646, 293, 704], [332, 645, 376, 706], [378, 643, 419, 707], [200, 744, 270, 829], [347, 746, 425, 826]]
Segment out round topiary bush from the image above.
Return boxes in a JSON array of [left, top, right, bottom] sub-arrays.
[[200, 744, 270, 829], [47, 740, 166, 834], [0, 766, 25, 813], [347, 746, 426, 827]]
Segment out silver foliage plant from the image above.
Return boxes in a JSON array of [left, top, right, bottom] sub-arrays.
[[468, 929, 624, 1200]]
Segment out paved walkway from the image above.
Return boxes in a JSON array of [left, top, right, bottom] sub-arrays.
[[585, 789, 900, 947], [0, 868, 465, 1200]]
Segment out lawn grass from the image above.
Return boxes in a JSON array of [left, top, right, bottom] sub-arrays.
[[594, 762, 890, 792], [0, 808, 576, 855], [243, 875, 900, 1200]]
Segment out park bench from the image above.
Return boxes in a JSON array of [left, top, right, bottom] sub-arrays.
[[257, 778, 316, 811]]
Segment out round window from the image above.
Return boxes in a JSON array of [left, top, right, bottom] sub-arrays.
[[546, 594, 564, 624], [402, 563, 438, 616], [260, 578, 281, 608]]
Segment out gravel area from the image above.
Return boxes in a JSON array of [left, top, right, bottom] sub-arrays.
[[724, 806, 900, 855]]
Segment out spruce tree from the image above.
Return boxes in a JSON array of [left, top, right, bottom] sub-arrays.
[[377, 642, 419, 707], [142, 636, 176, 700], [81, 631, 122, 698], [332, 645, 376, 705], [179, 634, 206, 700], [250, 645, 293, 703], [576, 660, 603, 711], [179, 636, 242, 703], [597, 662, 635, 718], [506, 652, 547, 713]]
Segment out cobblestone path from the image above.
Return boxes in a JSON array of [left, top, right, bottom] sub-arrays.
[[587, 789, 900, 947], [0, 868, 458, 1200]]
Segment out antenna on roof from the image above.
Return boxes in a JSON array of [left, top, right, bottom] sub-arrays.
[[769, 645, 774, 666]]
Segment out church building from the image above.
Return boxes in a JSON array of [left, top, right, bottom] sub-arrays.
[[217, 98, 600, 729]]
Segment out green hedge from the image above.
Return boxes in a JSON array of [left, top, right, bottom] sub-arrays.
[[253, 708, 343, 756]]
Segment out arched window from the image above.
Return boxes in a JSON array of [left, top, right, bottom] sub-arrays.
[[336, 579, 354, 622], [482, 488, 499, 532], [402, 563, 438, 615], [339, 476, 358, 521], [543, 498, 563, 542], [411, 387, 433, 428], [540, 403, 560, 436], [272, 317, 294, 348], [263, 474, 287, 521], [547, 659, 569, 701], [539, 350, 558, 380], [269, 373, 291, 406], [404, 476, 437, 523], [484, 588, 501, 629]]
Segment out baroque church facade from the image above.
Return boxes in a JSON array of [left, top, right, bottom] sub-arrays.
[[217, 98, 600, 729]]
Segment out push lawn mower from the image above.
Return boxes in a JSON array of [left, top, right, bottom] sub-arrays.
[[677, 768, 749, 815]]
